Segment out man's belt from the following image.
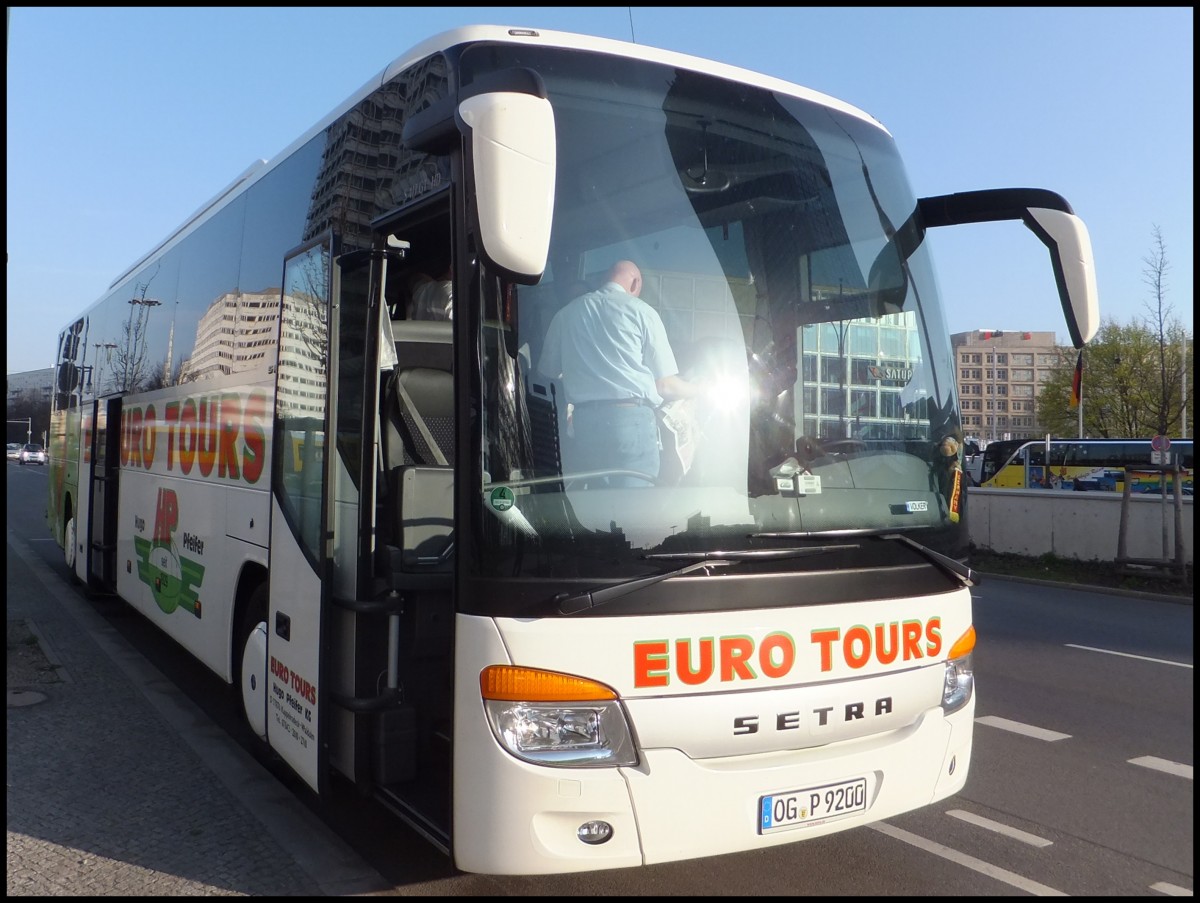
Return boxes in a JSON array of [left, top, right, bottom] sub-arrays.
[[573, 397, 656, 409]]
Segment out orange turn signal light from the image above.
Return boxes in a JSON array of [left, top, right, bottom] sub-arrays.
[[948, 625, 976, 659], [480, 665, 618, 702]]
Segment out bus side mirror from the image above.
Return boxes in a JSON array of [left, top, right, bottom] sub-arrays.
[[1022, 207, 1099, 349], [918, 188, 1099, 349], [401, 67, 555, 285], [457, 86, 555, 284]]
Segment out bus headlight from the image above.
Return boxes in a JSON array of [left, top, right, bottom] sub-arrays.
[[480, 666, 638, 767], [484, 700, 637, 766], [941, 626, 976, 714]]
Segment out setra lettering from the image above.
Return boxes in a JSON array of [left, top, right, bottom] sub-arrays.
[[735, 696, 895, 734]]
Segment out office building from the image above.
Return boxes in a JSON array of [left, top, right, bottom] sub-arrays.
[[950, 330, 1065, 442]]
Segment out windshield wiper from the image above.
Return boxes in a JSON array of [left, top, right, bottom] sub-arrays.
[[556, 546, 859, 615], [556, 559, 735, 615], [882, 532, 979, 587], [753, 527, 977, 587]]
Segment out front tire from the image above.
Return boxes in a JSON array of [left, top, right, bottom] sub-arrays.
[[64, 516, 80, 584], [236, 583, 270, 742]]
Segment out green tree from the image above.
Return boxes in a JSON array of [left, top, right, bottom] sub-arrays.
[[1035, 228, 1192, 439], [1036, 319, 1191, 437]]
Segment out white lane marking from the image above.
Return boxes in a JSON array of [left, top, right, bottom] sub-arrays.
[[870, 822, 1066, 896], [1150, 881, 1193, 896], [946, 809, 1053, 847], [1129, 756, 1193, 780], [976, 716, 1071, 742], [1066, 644, 1192, 669]]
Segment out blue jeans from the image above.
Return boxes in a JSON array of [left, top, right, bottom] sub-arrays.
[[568, 404, 659, 487]]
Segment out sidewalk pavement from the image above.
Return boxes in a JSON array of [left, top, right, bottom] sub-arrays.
[[6, 529, 392, 896]]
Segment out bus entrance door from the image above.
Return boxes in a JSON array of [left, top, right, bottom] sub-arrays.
[[87, 397, 121, 591], [329, 223, 455, 850], [265, 237, 336, 794]]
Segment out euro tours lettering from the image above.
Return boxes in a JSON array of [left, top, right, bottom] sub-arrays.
[[120, 389, 268, 484]]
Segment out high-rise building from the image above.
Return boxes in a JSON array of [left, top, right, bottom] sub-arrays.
[[6, 368, 55, 406]]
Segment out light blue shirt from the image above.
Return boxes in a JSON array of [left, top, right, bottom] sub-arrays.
[[409, 277, 453, 320], [537, 281, 678, 406]]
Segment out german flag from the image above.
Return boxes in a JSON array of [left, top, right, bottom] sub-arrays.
[[1069, 350, 1083, 408]]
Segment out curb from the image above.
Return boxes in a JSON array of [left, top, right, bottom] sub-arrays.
[[976, 571, 1193, 605]]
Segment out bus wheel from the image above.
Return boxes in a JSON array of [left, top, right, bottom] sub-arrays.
[[237, 584, 270, 742], [64, 517, 80, 584]]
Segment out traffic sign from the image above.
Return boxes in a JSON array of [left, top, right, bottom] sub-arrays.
[[1150, 434, 1171, 452]]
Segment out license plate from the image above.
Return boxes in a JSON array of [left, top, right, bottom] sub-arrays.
[[759, 777, 868, 834]]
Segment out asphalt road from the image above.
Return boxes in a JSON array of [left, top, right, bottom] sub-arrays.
[[7, 460, 1193, 895]]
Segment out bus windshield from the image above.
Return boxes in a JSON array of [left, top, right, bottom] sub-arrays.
[[469, 46, 964, 608]]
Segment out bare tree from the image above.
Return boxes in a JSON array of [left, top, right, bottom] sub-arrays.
[[1039, 229, 1190, 439], [1141, 225, 1184, 436], [111, 265, 164, 394]]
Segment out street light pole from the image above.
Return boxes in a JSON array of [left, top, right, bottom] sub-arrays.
[[1183, 334, 1189, 439], [123, 296, 162, 391], [93, 342, 117, 394], [6, 419, 32, 445]]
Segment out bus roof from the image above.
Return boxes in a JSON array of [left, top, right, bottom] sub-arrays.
[[104, 24, 885, 296]]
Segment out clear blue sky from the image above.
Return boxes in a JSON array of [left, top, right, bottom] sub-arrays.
[[6, 7, 1193, 374]]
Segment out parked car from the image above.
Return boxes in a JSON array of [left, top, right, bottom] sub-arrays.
[[6, 442, 21, 461], [18, 443, 47, 465]]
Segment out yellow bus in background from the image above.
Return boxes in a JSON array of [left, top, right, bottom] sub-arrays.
[[980, 438, 1193, 493]]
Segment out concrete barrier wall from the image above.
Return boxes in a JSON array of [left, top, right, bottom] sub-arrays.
[[967, 487, 1193, 567]]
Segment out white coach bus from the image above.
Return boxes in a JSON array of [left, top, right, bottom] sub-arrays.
[[46, 25, 1098, 875]]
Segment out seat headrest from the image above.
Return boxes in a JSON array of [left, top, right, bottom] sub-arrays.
[[398, 368, 454, 418], [392, 319, 452, 346], [391, 318, 452, 372]]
